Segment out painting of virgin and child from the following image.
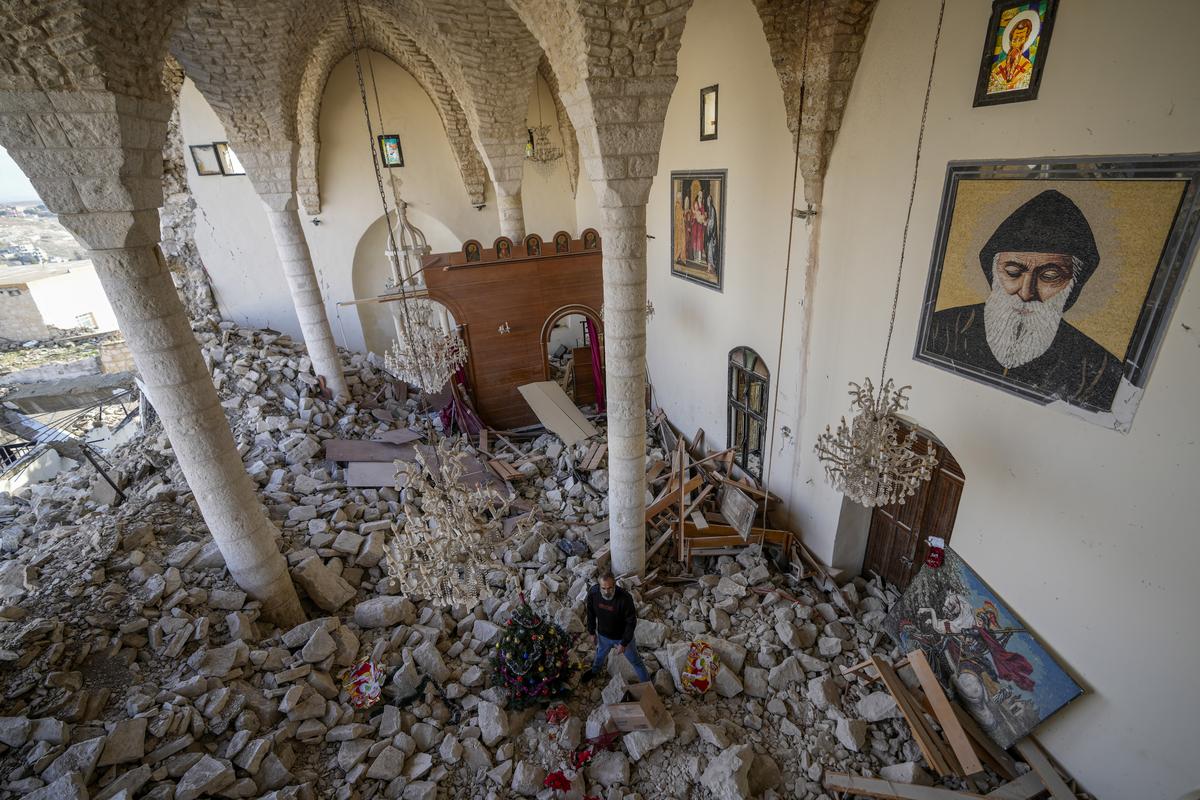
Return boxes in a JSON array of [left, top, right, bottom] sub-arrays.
[[670, 170, 726, 291]]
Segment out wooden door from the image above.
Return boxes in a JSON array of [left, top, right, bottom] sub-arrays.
[[863, 432, 965, 590]]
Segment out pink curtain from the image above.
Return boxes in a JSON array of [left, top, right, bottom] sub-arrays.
[[439, 364, 484, 435], [587, 319, 606, 412]]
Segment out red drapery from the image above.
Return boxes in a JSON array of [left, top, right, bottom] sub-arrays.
[[587, 319, 606, 411]]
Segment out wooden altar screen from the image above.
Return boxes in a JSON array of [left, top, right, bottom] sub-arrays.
[[421, 233, 603, 429]]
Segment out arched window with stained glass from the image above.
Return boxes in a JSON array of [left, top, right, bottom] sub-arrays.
[[727, 347, 769, 481]]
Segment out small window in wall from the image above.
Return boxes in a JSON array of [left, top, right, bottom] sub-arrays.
[[727, 347, 768, 481]]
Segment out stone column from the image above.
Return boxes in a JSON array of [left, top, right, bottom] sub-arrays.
[[495, 184, 526, 241], [481, 139, 527, 241], [597, 202, 650, 577], [238, 145, 350, 401], [0, 92, 304, 626]]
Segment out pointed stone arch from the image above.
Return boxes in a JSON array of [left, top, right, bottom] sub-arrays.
[[295, 13, 489, 214]]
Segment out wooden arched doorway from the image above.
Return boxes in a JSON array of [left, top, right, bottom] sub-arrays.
[[863, 427, 965, 590], [540, 304, 603, 407]]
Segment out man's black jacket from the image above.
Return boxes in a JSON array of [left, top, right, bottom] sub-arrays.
[[585, 584, 637, 646]]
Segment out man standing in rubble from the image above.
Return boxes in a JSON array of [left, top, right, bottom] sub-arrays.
[[582, 570, 650, 683]]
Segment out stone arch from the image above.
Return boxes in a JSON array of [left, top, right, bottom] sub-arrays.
[[169, 0, 329, 146], [295, 13, 489, 214]]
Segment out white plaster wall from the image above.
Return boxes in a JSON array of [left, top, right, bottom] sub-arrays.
[[792, 1, 1200, 797], [644, 0, 809, 501], [27, 262, 118, 331], [181, 54, 576, 353], [180, 81, 293, 336]]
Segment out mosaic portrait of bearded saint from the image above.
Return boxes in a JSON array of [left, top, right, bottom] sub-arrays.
[[924, 189, 1124, 411]]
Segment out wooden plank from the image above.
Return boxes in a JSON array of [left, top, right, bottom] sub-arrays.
[[895, 673, 962, 777], [985, 770, 1046, 800], [823, 773, 987, 800], [946, 702, 1018, 781], [909, 650, 984, 776], [646, 529, 674, 560], [690, 509, 709, 530], [345, 461, 405, 488], [871, 657, 954, 777], [645, 460, 667, 483], [325, 439, 416, 462], [517, 381, 599, 445], [842, 654, 911, 681], [374, 428, 421, 444], [720, 484, 757, 541], [488, 458, 522, 481], [644, 475, 702, 519], [681, 483, 714, 519], [1014, 739, 1076, 800], [478, 429, 489, 454], [581, 442, 607, 470]]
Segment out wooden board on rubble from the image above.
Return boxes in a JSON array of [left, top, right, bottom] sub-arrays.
[[345, 461, 404, 488], [823, 773, 988, 800], [870, 656, 957, 777], [325, 439, 417, 463], [909, 649, 984, 776], [580, 441, 607, 470], [517, 381, 598, 446], [1013, 739, 1077, 800], [374, 428, 422, 445], [985, 771, 1047, 800], [489, 458, 523, 481], [720, 484, 757, 541]]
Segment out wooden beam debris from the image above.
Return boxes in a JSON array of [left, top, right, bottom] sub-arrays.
[[910, 650, 984, 776], [1013, 739, 1077, 800], [823, 772, 988, 799]]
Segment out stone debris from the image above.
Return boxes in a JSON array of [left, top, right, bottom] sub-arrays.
[[0, 321, 1020, 800]]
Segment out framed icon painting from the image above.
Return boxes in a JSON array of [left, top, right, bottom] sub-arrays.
[[972, 0, 1058, 107], [378, 134, 404, 168], [670, 170, 726, 292]]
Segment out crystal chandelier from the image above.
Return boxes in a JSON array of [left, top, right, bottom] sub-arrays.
[[526, 126, 563, 164], [381, 200, 468, 393], [525, 81, 562, 164], [814, 378, 936, 507], [813, 0, 947, 508], [385, 439, 509, 607]]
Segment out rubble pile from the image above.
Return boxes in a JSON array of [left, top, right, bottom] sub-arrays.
[[0, 320, 999, 800]]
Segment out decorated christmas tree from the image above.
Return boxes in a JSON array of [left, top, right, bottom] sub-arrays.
[[491, 594, 575, 708]]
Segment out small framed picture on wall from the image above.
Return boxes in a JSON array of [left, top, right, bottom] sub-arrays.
[[378, 134, 404, 168], [972, 0, 1059, 107], [189, 144, 221, 176], [213, 141, 246, 175], [700, 85, 718, 141]]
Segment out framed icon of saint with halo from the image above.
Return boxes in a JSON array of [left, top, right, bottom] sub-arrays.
[[972, 0, 1058, 107]]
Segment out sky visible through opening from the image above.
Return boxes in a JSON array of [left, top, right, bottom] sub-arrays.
[[0, 146, 39, 203]]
